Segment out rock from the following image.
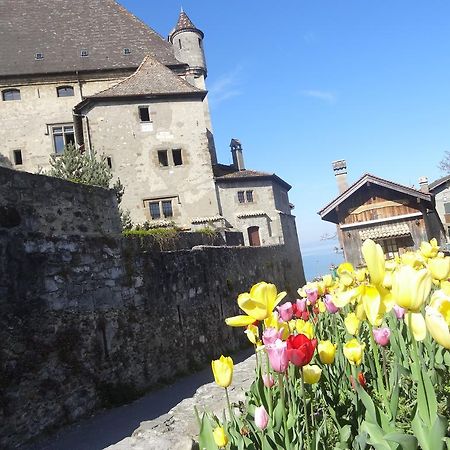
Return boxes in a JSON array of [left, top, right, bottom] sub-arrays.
[[106, 354, 256, 450]]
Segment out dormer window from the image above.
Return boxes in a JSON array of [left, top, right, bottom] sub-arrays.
[[35, 52, 44, 60], [56, 86, 74, 97], [2, 89, 21, 101], [138, 106, 151, 122], [80, 49, 89, 57], [123, 48, 131, 55]]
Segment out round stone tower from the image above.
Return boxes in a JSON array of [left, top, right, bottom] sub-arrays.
[[169, 9, 207, 79]]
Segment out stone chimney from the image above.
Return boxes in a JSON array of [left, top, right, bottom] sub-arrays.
[[419, 176, 429, 193], [230, 138, 245, 171], [332, 159, 349, 194]]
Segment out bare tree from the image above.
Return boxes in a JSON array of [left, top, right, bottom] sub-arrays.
[[439, 150, 450, 174]]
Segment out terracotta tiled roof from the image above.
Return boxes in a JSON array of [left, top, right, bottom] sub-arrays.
[[88, 55, 205, 99], [359, 223, 411, 240], [0, 0, 181, 78], [215, 169, 292, 190], [169, 10, 203, 40]]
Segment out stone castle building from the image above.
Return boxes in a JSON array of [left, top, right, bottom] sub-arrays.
[[0, 0, 303, 260]]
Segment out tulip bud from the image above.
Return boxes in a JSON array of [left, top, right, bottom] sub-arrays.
[[213, 426, 228, 448], [343, 339, 365, 365], [254, 405, 270, 430], [305, 288, 319, 305], [344, 312, 361, 335], [393, 304, 405, 320], [324, 294, 339, 314], [302, 364, 322, 384], [372, 327, 391, 346], [362, 239, 385, 286], [277, 301, 294, 322], [262, 327, 283, 345], [211, 355, 233, 388], [392, 266, 432, 312], [265, 339, 289, 372], [262, 373, 275, 388], [318, 340, 337, 364], [296, 298, 307, 313], [428, 256, 450, 281]]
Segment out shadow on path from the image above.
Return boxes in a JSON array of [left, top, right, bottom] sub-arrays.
[[23, 348, 252, 450]]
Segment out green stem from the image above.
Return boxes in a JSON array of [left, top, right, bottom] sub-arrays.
[[265, 353, 274, 420], [225, 387, 234, 423], [381, 346, 389, 391], [368, 323, 388, 402], [278, 373, 291, 450], [300, 371, 311, 450]]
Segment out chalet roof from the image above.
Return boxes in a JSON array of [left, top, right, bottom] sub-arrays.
[[0, 0, 181, 78], [429, 174, 450, 191], [85, 55, 205, 99], [319, 173, 433, 223], [169, 10, 204, 40], [215, 169, 292, 191]]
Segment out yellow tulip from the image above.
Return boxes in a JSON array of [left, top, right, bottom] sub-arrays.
[[362, 284, 385, 326], [318, 340, 337, 364], [337, 262, 355, 287], [427, 256, 450, 281], [343, 339, 365, 365], [317, 300, 326, 313], [244, 324, 259, 344], [392, 265, 432, 312], [264, 312, 289, 339], [322, 274, 333, 287], [361, 239, 385, 285], [225, 282, 286, 326], [344, 312, 361, 335], [213, 426, 228, 448], [401, 251, 425, 269], [355, 301, 367, 321], [420, 238, 439, 259], [295, 319, 314, 339], [405, 312, 427, 341], [211, 355, 233, 388], [441, 280, 450, 296], [355, 268, 368, 282], [333, 286, 362, 308], [425, 291, 450, 349], [302, 364, 322, 384]]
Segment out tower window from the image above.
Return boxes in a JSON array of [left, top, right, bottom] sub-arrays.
[[149, 202, 161, 220], [123, 48, 131, 55], [2, 89, 21, 101], [237, 191, 245, 203], [80, 49, 89, 57], [178, 39, 182, 49], [57, 86, 74, 97], [52, 124, 75, 154], [106, 156, 113, 169], [246, 190, 254, 202], [13, 150, 23, 165], [35, 52, 44, 60], [198, 38, 202, 48], [162, 200, 173, 218], [172, 149, 183, 166], [138, 106, 151, 122], [158, 150, 168, 167]]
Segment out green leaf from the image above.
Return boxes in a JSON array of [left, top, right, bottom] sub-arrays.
[[361, 421, 396, 450], [384, 432, 418, 450], [198, 414, 219, 450], [411, 412, 447, 450]]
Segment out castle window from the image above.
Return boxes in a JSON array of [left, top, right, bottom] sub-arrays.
[[106, 156, 113, 169], [149, 202, 161, 220], [237, 191, 245, 203], [13, 150, 23, 165], [2, 89, 21, 101], [246, 190, 254, 202], [172, 149, 183, 166], [80, 49, 89, 57], [178, 39, 182, 49], [198, 38, 202, 48], [123, 48, 131, 55], [139, 106, 151, 122], [52, 124, 75, 154], [35, 52, 44, 60], [162, 200, 173, 218], [158, 150, 168, 167], [57, 86, 74, 97]]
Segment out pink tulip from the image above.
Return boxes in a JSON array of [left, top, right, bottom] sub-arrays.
[[324, 294, 339, 314], [296, 298, 307, 313], [305, 288, 319, 305], [262, 327, 283, 346], [277, 302, 294, 321], [393, 305, 405, 320], [254, 405, 270, 430], [373, 327, 391, 347], [262, 373, 275, 388], [265, 339, 289, 373]]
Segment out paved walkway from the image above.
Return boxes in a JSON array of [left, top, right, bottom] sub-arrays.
[[23, 349, 252, 450]]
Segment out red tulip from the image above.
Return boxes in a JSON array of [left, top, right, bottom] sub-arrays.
[[286, 334, 317, 367]]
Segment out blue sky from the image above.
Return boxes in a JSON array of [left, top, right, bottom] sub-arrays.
[[122, 1, 450, 255]]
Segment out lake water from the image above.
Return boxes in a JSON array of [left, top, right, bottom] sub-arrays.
[[301, 242, 344, 282]]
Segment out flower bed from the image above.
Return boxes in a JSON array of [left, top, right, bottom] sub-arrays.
[[199, 238, 450, 449]]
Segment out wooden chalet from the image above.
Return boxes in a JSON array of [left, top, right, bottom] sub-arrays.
[[319, 171, 446, 265]]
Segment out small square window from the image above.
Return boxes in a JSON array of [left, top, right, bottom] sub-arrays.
[[13, 150, 23, 165], [172, 149, 183, 166], [57, 86, 74, 97], [35, 52, 44, 60], [80, 49, 89, 57], [237, 191, 245, 203], [123, 48, 131, 55], [246, 190, 254, 202], [2, 89, 21, 101], [149, 202, 161, 219], [158, 150, 168, 167], [139, 106, 151, 122], [162, 200, 173, 218]]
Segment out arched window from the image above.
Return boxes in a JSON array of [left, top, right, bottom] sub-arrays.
[[2, 89, 21, 101], [56, 86, 74, 97]]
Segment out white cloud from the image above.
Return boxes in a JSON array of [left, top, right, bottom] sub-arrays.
[[300, 89, 337, 104], [208, 66, 243, 106]]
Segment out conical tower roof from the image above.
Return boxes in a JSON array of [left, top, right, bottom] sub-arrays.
[[169, 10, 204, 41]]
